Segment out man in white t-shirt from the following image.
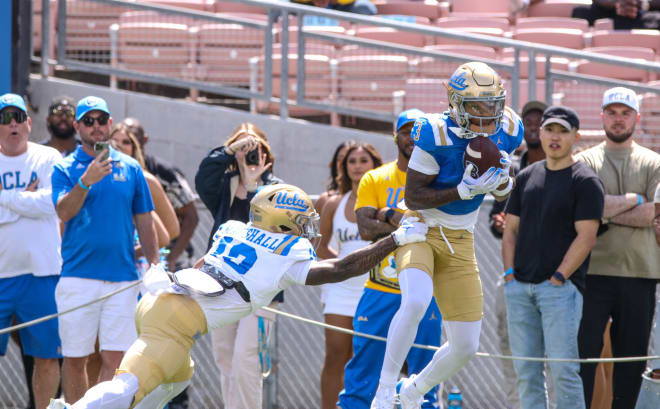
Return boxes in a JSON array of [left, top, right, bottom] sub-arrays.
[[0, 93, 63, 409], [48, 184, 428, 409]]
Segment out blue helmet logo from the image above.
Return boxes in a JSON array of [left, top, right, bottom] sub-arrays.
[[275, 192, 309, 212], [449, 71, 468, 91]]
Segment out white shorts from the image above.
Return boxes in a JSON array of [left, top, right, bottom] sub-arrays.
[[321, 273, 368, 317], [55, 277, 140, 357]]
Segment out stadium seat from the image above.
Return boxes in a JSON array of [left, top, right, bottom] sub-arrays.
[[374, 0, 443, 21], [118, 10, 198, 26], [65, 0, 130, 58], [354, 27, 428, 47], [504, 79, 548, 107], [558, 81, 614, 130], [435, 16, 511, 32], [512, 28, 585, 48], [515, 17, 588, 31], [338, 55, 409, 113], [575, 46, 655, 82], [144, 0, 214, 11], [416, 45, 498, 78], [404, 78, 448, 113], [32, 0, 57, 55], [198, 23, 265, 85], [525, 0, 592, 18], [593, 18, 614, 31], [213, 0, 266, 14], [500, 48, 571, 79], [450, 0, 510, 18], [591, 29, 660, 54], [118, 22, 195, 79], [433, 27, 506, 47]]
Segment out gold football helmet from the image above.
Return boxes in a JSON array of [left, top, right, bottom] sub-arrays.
[[446, 61, 506, 139], [250, 184, 321, 247]]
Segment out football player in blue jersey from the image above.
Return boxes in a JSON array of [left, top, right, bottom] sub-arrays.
[[371, 62, 523, 409], [47, 184, 429, 409]]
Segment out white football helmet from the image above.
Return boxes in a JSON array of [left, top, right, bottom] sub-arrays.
[[250, 184, 321, 248], [446, 61, 506, 139]]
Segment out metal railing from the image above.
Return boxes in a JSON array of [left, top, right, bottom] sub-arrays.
[[33, 0, 660, 143]]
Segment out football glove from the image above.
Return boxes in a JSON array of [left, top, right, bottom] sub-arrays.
[[457, 164, 504, 200], [391, 217, 428, 246]]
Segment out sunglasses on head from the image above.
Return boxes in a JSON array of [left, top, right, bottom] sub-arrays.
[[50, 105, 75, 118], [80, 114, 110, 127], [0, 110, 28, 125]]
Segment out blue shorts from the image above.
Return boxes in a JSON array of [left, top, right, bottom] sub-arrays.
[[0, 274, 62, 358], [338, 287, 442, 409]]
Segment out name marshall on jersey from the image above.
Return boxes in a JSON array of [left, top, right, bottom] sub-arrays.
[[245, 227, 293, 252]]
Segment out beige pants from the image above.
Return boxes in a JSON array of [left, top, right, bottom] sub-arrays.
[[211, 304, 277, 409]]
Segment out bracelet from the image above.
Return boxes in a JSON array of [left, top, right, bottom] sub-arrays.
[[553, 271, 566, 284], [504, 267, 514, 277], [637, 194, 644, 206], [78, 177, 90, 191], [384, 208, 396, 224]]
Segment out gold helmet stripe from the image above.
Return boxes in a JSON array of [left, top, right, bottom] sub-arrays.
[[429, 114, 451, 146], [502, 106, 518, 136], [273, 235, 299, 255]]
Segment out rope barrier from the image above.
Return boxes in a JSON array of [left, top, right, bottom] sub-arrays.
[[0, 280, 657, 365], [261, 306, 660, 364], [0, 281, 141, 335]]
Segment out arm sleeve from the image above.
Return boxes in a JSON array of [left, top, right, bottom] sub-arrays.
[[51, 163, 73, 207], [132, 167, 155, 215], [574, 175, 605, 221], [355, 171, 378, 210], [195, 146, 234, 215]]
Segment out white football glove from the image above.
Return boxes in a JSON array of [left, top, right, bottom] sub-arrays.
[[499, 150, 512, 175], [391, 217, 428, 246], [456, 164, 504, 200]]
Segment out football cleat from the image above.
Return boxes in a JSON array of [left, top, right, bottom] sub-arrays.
[[47, 398, 72, 409], [395, 375, 424, 409], [371, 384, 396, 409]]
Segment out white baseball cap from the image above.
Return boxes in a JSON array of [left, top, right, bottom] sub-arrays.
[[602, 87, 639, 112]]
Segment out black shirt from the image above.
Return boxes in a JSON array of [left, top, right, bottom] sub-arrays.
[[505, 160, 604, 291], [229, 196, 250, 223]]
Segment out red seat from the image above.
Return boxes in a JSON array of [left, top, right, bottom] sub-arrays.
[[591, 29, 660, 54], [375, 0, 443, 20], [416, 45, 498, 78], [433, 27, 505, 47], [66, 0, 130, 57], [525, 0, 592, 18], [450, 0, 510, 18], [435, 16, 511, 32], [593, 18, 614, 31], [557, 81, 612, 130], [404, 78, 448, 113], [515, 17, 588, 31], [512, 28, 585, 48], [354, 27, 428, 47], [500, 48, 571, 79], [144, 0, 213, 11], [576, 46, 655, 82]]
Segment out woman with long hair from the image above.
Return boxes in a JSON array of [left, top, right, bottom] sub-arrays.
[[316, 142, 383, 409]]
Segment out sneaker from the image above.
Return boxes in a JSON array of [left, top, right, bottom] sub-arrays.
[[46, 399, 72, 409], [371, 384, 396, 409], [395, 375, 424, 409]]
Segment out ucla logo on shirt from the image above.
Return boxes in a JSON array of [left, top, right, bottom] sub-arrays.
[[449, 71, 468, 91], [336, 227, 361, 243], [1, 170, 37, 190], [274, 192, 309, 212]]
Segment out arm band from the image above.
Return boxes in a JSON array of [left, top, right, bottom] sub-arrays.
[[504, 267, 514, 277], [78, 177, 90, 191], [637, 194, 644, 206]]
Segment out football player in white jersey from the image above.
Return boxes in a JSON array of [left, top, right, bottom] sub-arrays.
[[371, 62, 523, 409], [48, 183, 428, 409]]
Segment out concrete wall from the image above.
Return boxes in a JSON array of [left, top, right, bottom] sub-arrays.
[[29, 75, 397, 195]]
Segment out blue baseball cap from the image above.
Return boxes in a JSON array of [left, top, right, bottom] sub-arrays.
[[602, 87, 639, 112], [396, 108, 424, 132], [75, 96, 110, 121], [0, 93, 27, 113]]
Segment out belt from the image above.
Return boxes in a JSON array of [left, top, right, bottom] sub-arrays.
[[200, 264, 251, 303]]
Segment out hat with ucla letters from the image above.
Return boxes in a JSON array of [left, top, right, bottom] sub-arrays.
[[602, 87, 639, 112], [75, 96, 110, 121], [0, 93, 27, 113], [395, 109, 425, 132]]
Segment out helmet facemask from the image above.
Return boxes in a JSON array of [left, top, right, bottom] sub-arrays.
[[295, 213, 321, 249], [451, 93, 506, 139]]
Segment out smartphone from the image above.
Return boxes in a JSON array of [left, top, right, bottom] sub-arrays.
[[94, 141, 110, 161]]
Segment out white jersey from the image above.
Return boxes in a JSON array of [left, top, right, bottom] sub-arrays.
[[0, 142, 62, 278], [203, 220, 316, 309]]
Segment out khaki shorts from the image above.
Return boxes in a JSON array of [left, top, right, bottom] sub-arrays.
[[117, 293, 207, 407], [396, 214, 483, 321]]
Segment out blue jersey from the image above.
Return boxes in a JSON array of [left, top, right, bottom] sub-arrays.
[[408, 108, 523, 230], [52, 146, 154, 282]]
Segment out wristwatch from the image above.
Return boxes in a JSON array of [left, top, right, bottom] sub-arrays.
[[553, 271, 566, 284], [384, 208, 396, 224]]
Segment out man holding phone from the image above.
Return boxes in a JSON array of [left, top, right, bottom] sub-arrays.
[[51, 96, 158, 403]]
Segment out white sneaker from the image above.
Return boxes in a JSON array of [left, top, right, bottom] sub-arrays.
[[395, 375, 424, 409], [47, 398, 72, 409], [371, 384, 396, 409]]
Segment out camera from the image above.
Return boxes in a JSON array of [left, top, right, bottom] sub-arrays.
[[94, 141, 110, 161], [246, 148, 260, 166]]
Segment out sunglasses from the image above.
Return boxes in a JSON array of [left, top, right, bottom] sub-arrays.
[[0, 110, 28, 125], [80, 114, 110, 127], [50, 105, 75, 118]]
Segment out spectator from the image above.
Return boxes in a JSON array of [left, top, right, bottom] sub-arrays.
[[291, 0, 377, 15], [0, 93, 63, 409], [109, 123, 179, 249], [121, 117, 198, 272], [316, 142, 382, 409], [315, 140, 354, 216], [487, 99, 546, 409], [577, 87, 660, 409], [572, 0, 660, 29], [338, 109, 442, 409], [502, 106, 604, 409], [195, 122, 281, 409], [44, 96, 79, 157], [51, 96, 158, 402], [371, 62, 521, 408]]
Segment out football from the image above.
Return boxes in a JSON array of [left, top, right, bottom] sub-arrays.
[[463, 136, 503, 178]]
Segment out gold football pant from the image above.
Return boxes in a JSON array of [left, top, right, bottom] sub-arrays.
[[117, 293, 208, 407], [396, 218, 483, 321]]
